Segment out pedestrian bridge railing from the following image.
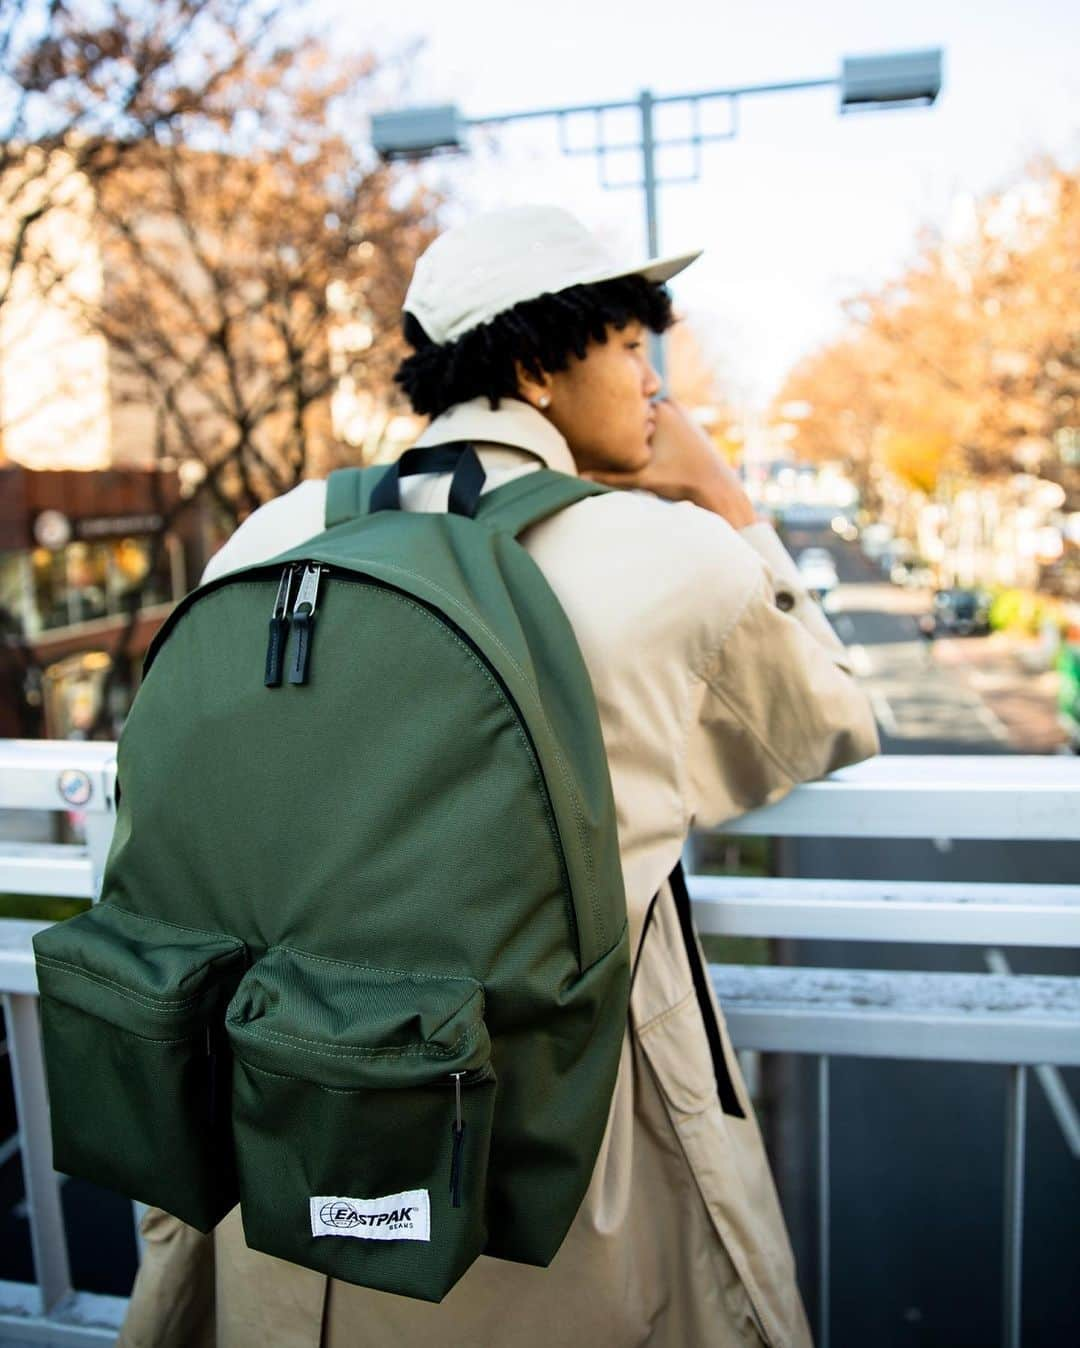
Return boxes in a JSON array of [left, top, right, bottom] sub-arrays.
[[0, 740, 1077, 1348]]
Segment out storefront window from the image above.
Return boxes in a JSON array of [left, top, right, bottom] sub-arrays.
[[65, 543, 109, 624], [41, 650, 113, 739], [0, 552, 28, 627], [27, 535, 173, 632]]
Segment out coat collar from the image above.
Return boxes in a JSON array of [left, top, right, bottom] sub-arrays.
[[412, 395, 579, 477]]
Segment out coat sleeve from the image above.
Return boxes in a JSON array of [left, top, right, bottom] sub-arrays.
[[685, 523, 880, 830]]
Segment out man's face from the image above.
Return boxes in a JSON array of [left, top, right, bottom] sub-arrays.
[[540, 320, 662, 474]]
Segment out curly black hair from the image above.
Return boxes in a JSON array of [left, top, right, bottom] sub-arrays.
[[394, 274, 675, 418]]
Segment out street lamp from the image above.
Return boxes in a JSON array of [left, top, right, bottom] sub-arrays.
[[372, 47, 944, 376]]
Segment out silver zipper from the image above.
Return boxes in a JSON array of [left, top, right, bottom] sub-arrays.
[[292, 564, 323, 620]]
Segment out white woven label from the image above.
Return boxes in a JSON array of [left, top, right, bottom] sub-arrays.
[[309, 1190, 430, 1242]]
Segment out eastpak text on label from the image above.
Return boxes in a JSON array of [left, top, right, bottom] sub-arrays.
[[309, 1189, 431, 1241]]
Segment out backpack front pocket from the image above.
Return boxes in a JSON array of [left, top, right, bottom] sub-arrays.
[[32, 903, 246, 1232], [226, 947, 496, 1303]]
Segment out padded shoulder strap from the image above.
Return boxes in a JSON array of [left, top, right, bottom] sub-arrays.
[[474, 470, 609, 538], [324, 466, 385, 528]]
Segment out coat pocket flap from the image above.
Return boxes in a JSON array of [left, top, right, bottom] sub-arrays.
[[636, 990, 719, 1116]]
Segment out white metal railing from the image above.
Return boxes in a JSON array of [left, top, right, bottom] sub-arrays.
[[1, 740, 122, 1346], [699, 754, 1080, 1348], [0, 740, 1078, 1348]]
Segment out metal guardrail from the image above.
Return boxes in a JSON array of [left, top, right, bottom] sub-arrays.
[[0, 740, 1077, 1347], [1, 741, 122, 1346], [698, 754, 1080, 1348]]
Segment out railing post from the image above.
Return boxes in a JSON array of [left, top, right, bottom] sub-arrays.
[[83, 813, 115, 902], [4, 992, 72, 1315], [1002, 1064, 1027, 1348], [83, 759, 117, 901], [818, 1054, 830, 1348]]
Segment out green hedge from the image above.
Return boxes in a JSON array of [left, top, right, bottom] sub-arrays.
[[0, 895, 91, 922]]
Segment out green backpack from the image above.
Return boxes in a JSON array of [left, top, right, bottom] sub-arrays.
[[33, 445, 631, 1303]]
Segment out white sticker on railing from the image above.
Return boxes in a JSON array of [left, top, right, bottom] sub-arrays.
[[309, 1189, 431, 1241]]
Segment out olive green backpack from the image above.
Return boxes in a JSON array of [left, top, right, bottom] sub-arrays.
[[33, 445, 631, 1303]]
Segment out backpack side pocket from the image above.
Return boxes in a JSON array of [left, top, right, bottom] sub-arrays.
[[226, 947, 496, 1303], [33, 904, 246, 1232]]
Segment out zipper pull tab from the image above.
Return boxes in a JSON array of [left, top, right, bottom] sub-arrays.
[[449, 1072, 466, 1208], [288, 565, 323, 685], [264, 565, 295, 687]]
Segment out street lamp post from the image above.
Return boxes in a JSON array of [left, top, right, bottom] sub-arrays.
[[372, 49, 943, 380]]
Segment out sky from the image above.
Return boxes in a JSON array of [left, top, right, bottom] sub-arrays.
[[312, 0, 1080, 411]]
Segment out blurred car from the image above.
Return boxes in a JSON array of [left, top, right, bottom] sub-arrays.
[[879, 538, 913, 579], [796, 548, 839, 597], [831, 514, 859, 543], [918, 587, 991, 638], [890, 558, 936, 589], [860, 522, 893, 562]]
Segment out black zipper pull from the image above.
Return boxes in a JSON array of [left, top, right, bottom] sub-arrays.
[[287, 565, 324, 685], [449, 1071, 466, 1208], [264, 565, 295, 687]]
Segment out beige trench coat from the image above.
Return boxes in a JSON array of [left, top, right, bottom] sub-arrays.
[[118, 397, 879, 1348]]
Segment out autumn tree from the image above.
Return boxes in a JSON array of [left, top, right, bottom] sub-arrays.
[[665, 318, 742, 461], [772, 338, 885, 478], [772, 156, 1080, 506], [81, 38, 438, 730], [5, 9, 441, 734], [1, 1, 276, 733], [954, 163, 1080, 486], [0, 0, 277, 330], [66, 40, 440, 525]]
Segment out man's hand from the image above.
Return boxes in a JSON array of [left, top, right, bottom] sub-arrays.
[[580, 398, 759, 529]]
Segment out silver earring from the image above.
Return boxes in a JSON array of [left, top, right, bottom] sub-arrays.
[[538, 394, 551, 409]]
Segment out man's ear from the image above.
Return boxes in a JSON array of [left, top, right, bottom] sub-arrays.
[[514, 360, 554, 411]]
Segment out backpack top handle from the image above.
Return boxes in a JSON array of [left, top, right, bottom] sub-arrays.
[[368, 442, 486, 518], [325, 453, 609, 537]]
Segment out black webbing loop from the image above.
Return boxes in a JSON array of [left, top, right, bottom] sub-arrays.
[[369, 442, 486, 518], [636, 862, 746, 1118], [669, 860, 745, 1117]]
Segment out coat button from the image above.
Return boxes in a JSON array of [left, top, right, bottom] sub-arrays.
[[776, 590, 795, 612]]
